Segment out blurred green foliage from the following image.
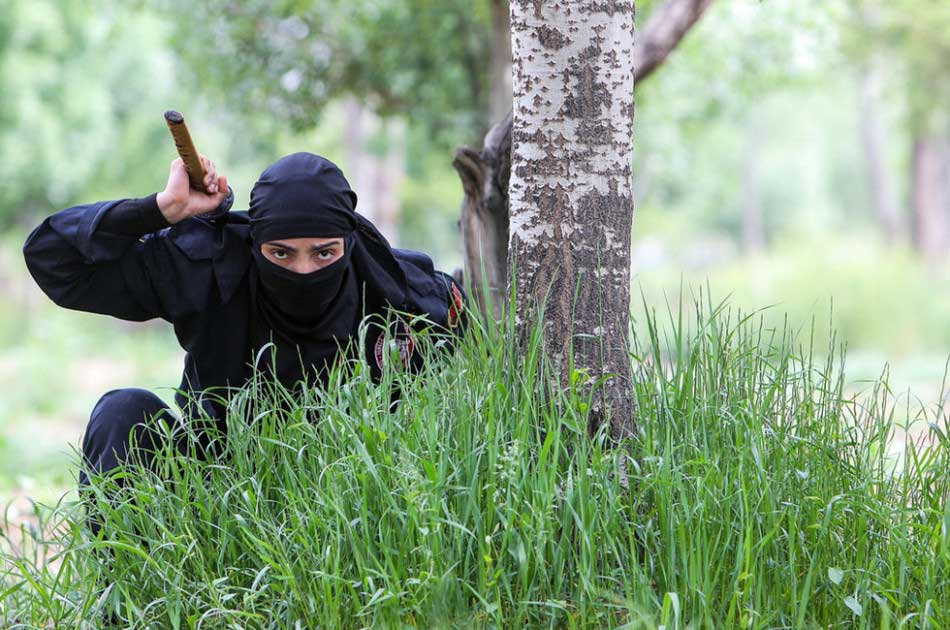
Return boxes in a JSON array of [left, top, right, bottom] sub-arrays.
[[153, 0, 495, 145], [837, 0, 950, 133], [0, 1, 174, 224]]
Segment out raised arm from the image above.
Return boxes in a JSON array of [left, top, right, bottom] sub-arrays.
[[23, 158, 240, 322]]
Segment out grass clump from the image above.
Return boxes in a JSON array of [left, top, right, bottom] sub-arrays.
[[2, 299, 949, 628]]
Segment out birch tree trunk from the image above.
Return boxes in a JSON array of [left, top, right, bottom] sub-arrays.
[[509, 0, 636, 438]]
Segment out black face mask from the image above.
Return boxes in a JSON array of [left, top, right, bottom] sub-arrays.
[[251, 237, 353, 325]]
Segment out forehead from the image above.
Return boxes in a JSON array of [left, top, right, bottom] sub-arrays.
[[263, 236, 343, 249]]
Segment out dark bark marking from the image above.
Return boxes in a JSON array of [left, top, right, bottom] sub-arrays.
[[536, 24, 572, 50], [576, 119, 614, 144], [576, 182, 633, 236], [581, 0, 635, 16], [578, 44, 602, 62], [562, 62, 611, 120]]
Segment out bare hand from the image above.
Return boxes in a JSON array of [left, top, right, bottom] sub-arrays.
[[156, 155, 229, 224]]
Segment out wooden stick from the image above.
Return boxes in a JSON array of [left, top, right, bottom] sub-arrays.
[[164, 110, 208, 192]]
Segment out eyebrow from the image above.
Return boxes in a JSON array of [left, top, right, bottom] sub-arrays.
[[267, 240, 343, 253]]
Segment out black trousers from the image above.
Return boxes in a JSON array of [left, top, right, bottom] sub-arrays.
[[79, 388, 181, 488]]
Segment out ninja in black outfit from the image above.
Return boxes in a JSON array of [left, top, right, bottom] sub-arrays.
[[23, 152, 465, 490]]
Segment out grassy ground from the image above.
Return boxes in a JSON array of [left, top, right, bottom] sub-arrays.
[[1, 298, 949, 627]]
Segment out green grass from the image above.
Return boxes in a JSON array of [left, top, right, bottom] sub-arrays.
[[2, 297, 949, 628]]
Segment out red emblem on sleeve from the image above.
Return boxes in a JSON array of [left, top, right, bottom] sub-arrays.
[[448, 283, 464, 328]]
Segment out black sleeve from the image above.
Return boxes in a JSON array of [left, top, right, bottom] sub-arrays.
[[97, 186, 234, 236], [22, 200, 226, 322], [97, 193, 171, 236]]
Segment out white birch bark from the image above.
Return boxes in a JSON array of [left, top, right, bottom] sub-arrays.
[[509, 0, 636, 436]]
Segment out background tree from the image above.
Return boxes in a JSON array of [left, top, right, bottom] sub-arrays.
[[154, 0, 710, 146], [838, 0, 950, 256]]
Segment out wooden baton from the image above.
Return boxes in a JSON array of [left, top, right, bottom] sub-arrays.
[[164, 110, 209, 192]]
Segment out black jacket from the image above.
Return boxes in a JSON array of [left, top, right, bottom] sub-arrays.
[[23, 200, 465, 419]]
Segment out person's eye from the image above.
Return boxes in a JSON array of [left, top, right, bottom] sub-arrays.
[[316, 249, 336, 260], [271, 249, 289, 260]]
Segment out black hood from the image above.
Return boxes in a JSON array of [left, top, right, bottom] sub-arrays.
[[249, 152, 358, 244]]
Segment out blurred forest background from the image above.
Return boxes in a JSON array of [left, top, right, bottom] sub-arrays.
[[0, 0, 949, 505]]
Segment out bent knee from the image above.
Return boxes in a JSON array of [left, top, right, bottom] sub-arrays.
[[93, 387, 164, 415], [90, 388, 170, 428], [83, 388, 173, 465]]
